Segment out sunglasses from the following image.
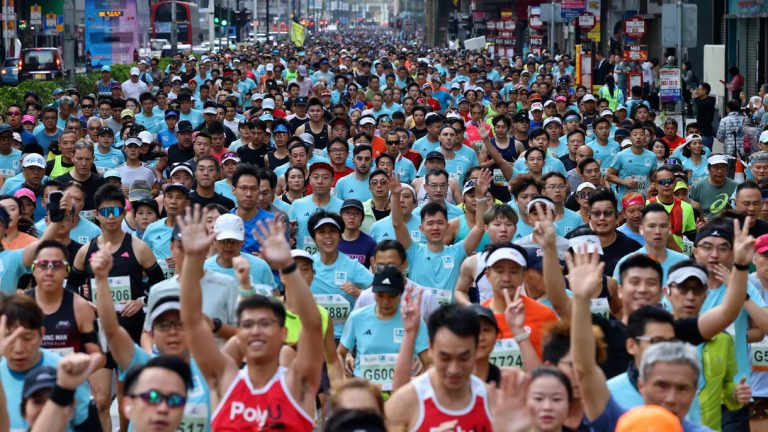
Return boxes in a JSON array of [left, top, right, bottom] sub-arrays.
[[80, 105, 94, 109], [657, 178, 675, 186], [386, 140, 399, 145], [577, 191, 591, 200], [98, 206, 125, 218], [130, 390, 186, 408], [32, 260, 69, 271], [670, 283, 708, 296], [7, 111, 21, 116]]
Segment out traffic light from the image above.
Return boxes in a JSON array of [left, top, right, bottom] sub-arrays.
[[18, 20, 27, 30]]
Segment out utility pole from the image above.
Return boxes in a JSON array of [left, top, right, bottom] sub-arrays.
[[208, 4, 214, 45], [170, 0, 178, 55], [676, 0, 683, 114], [549, 0, 555, 54], [266, 0, 270, 41], [63, 0, 76, 84]]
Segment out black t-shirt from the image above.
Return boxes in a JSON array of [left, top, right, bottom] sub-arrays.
[[189, 190, 236, 211], [372, 207, 390, 221], [167, 144, 195, 165], [56, 173, 106, 210], [592, 313, 704, 379], [751, 219, 768, 238], [267, 151, 290, 171], [237, 144, 269, 168], [288, 115, 309, 133], [485, 363, 501, 388], [410, 126, 427, 141], [560, 154, 577, 172], [601, 230, 642, 275]]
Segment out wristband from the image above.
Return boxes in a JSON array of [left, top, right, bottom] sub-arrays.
[[734, 262, 750, 271], [49, 385, 75, 407], [280, 261, 298, 274], [212, 317, 223, 334], [513, 332, 530, 344]]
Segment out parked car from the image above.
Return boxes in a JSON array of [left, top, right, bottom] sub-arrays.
[[18, 48, 63, 82], [150, 39, 168, 58], [1, 57, 18, 86]]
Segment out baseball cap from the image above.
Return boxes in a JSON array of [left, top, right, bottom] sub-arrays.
[[103, 169, 121, 180], [707, 154, 728, 166], [294, 96, 308, 106], [299, 133, 315, 146], [513, 110, 530, 122], [124, 136, 142, 147], [138, 131, 153, 145], [213, 213, 245, 242], [674, 181, 688, 192], [251, 93, 264, 101], [685, 133, 703, 145], [576, 182, 596, 193], [527, 196, 556, 215], [542, 117, 562, 128], [759, 131, 768, 144], [525, 247, 544, 271], [120, 109, 135, 119], [222, 152, 240, 164], [615, 405, 682, 432], [543, 100, 556, 108], [202, 103, 218, 115], [425, 151, 445, 161], [757, 234, 768, 254], [450, 83, 461, 90], [462, 179, 477, 195], [22, 115, 34, 124], [312, 216, 341, 232], [599, 109, 614, 117], [171, 76, 182, 82], [272, 124, 289, 134], [14, 188, 36, 203], [131, 197, 159, 216], [111, 82, 122, 90], [485, 246, 528, 268], [359, 117, 376, 126], [616, 104, 627, 112], [0, 124, 12, 135], [130, 67, 140, 76], [291, 249, 313, 262], [266, 63, 275, 72], [371, 266, 406, 295], [694, 225, 733, 246], [308, 161, 333, 175], [101, 65, 111, 72], [530, 102, 543, 112], [176, 120, 194, 132], [97, 126, 114, 136], [165, 183, 190, 197], [467, 304, 500, 332], [666, 263, 708, 286], [581, 94, 596, 103], [341, 199, 364, 213], [149, 295, 182, 325], [620, 138, 632, 149], [259, 113, 274, 122], [22, 366, 57, 400], [298, 65, 309, 77], [555, 95, 567, 102], [262, 98, 276, 111], [170, 163, 193, 178], [164, 110, 179, 119]]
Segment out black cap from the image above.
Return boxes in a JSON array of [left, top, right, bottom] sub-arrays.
[[525, 247, 544, 271], [371, 266, 405, 295], [97, 126, 114, 136], [131, 197, 159, 216], [695, 225, 734, 246], [176, 120, 193, 132], [341, 199, 364, 213], [425, 151, 445, 161], [294, 96, 308, 106], [467, 304, 500, 332], [323, 409, 387, 432], [165, 183, 190, 197], [513, 110, 530, 122], [22, 366, 57, 400]]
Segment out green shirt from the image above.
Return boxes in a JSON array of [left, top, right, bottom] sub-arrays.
[[689, 177, 737, 220]]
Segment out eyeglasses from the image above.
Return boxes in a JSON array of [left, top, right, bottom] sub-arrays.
[[98, 206, 125, 218], [427, 183, 448, 190], [130, 390, 187, 408], [577, 191, 592, 200], [236, 185, 260, 193], [370, 179, 389, 186], [33, 260, 68, 271], [635, 336, 679, 345], [386, 140, 399, 145], [329, 147, 347, 154], [657, 178, 675, 186], [240, 318, 279, 331], [545, 184, 567, 190], [154, 320, 184, 332], [590, 210, 615, 219], [670, 283, 708, 296], [696, 243, 731, 254]]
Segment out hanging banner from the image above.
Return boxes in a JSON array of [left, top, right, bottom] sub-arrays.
[[290, 21, 305, 47], [659, 68, 682, 103]]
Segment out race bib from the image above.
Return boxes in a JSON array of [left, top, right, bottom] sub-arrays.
[[428, 287, 453, 307], [252, 284, 274, 296], [442, 256, 454, 269], [159, 259, 175, 279], [493, 168, 508, 186], [177, 403, 208, 432], [753, 337, 768, 373], [303, 236, 318, 255], [449, 172, 459, 182], [393, 328, 405, 344], [80, 209, 97, 222], [0, 168, 15, 178], [47, 347, 75, 357], [91, 276, 131, 311], [313, 294, 350, 323], [590, 297, 610, 320], [359, 353, 398, 391], [489, 338, 523, 368], [681, 237, 694, 256], [627, 175, 647, 193], [410, 230, 423, 244]]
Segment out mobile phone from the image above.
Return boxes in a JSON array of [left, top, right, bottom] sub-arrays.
[[47, 190, 66, 222]]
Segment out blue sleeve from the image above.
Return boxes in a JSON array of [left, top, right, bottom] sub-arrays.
[[750, 283, 767, 307], [118, 344, 152, 380], [339, 313, 356, 349], [609, 153, 622, 171], [588, 396, 625, 432], [73, 379, 93, 425], [352, 261, 374, 288]]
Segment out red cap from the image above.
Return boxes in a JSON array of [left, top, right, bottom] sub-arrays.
[[757, 234, 768, 254], [308, 162, 333, 175]]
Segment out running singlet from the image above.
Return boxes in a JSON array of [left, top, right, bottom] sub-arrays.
[[410, 373, 493, 432], [28, 288, 83, 357], [307, 123, 330, 151], [211, 366, 314, 432]]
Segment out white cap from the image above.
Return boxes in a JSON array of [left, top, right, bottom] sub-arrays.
[[666, 265, 708, 287], [359, 117, 376, 126], [581, 94, 596, 103], [568, 235, 604, 255], [760, 131, 768, 144], [138, 131, 153, 144], [22, 153, 46, 169], [599, 109, 614, 117], [12, 132, 21, 142], [576, 181, 596, 192], [543, 100, 556, 108], [203, 106, 218, 115], [485, 247, 527, 268], [616, 104, 627, 112], [620, 138, 632, 149], [291, 249, 313, 261], [707, 154, 729, 166], [130, 67, 140, 76], [543, 117, 562, 128], [527, 197, 555, 214], [312, 217, 341, 231], [685, 133, 703, 145], [262, 98, 275, 110], [266, 63, 274, 72], [252, 93, 264, 101], [213, 213, 245, 241], [171, 76, 182, 82], [450, 83, 461, 90], [530, 102, 543, 111]]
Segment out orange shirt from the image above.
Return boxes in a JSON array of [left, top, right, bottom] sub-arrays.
[[3, 232, 37, 250], [662, 135, 686, 152], [371, 135, 387, 158], [482, 296, 558, 357]]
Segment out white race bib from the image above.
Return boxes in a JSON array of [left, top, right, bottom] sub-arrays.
[[303, 236, 318, 255], [80, 209, 97, 222], [158, 259, 175, 279], [428, 287, 453, 306], [753, 336, 768, 372], [590, 297, 610, 320], [627, 175, 647, 193], [359, 353, 398, 391], [492, 168, 508, 186], [313, 294, 351, 323], [489, 338, 523, 368], [47, 347, 75, 357], [0, 168, 15, 178], [91, 276, 131, 312], [178, 402, 209, 432]]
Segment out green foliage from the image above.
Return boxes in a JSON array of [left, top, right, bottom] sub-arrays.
[[0, 80, 62, 113]]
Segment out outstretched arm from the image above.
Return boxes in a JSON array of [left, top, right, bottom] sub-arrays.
[[463, 168, 491, 255], [533, 206, 571, 318], [389, 173, 413, 250], [392, 287, 423, 391]]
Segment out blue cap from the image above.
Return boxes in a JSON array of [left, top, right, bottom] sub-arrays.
[[273, 124, 289, 134], [101, 65, 111, 72], [52, 88, 64, 96], [259, 113, 274, 122], [22, 366, 57, 400], [0, 124, 12, 134], [103, 169, 121, 179], [164, 110, 179, 119]]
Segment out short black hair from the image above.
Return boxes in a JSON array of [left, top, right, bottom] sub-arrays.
[[373, 240, 407, 263], [427, 304, 480, 344], [420, 201, 448, 221], [641, 202, 668, 220], [34, 239, 68, 260], [627, 305, 675, 340], [123, 355, 193, 395], [94, 183, 126, 209], [237, 294, 287, 327], [618, 253, 663, 284], [577, 157, 599, 174], [587, 188, 617, 210], [232, 164, 259, 188]]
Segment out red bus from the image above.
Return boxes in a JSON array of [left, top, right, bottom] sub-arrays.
[[151, 1, 202, 45]]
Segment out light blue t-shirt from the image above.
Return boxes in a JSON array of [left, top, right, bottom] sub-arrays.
[[588, 139, 621, 174], [310, 252, 374, 338], [547, 140, 570, 158], [334, 172, 372, 202], [405, 241, 467, 306], [288, 196, 343, 254], [412, 136, 439, 156], [394, 156, 417, 184], [143, 218, 174, 261], [612, 246, 689, 285], [681, 157, 709, 185], [607, 371, 702, 425], [179, 109, 204, 129], [214, 179, 236, 203], [0, 148, 21, 179], [608, 148, 658, 198], [369, 214, 424, 244], [33, 128, 62, 155], [0, 249, 28, 294], [340, 304, 429, 385], [94, 147, 126, 174], [617, 224, 645, 246], [204, 254, 276, 296], [513, 219, 535, 242], [554, 209, 584, 237], [135, 112, 164, 134], [119, 345, 211, 432], [512, 154, 567, 176], [3, 350, 91, 431], [34, 217, 102, 244]]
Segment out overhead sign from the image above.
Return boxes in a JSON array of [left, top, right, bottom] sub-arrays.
[[659, 68, 682, 102], [624, 15, 645, 39], [30, 5, 41, 26], [561, 0, 585, 21], [98, 11, 124, 17], [577, 12, 595, 30], [624, 44, 648, 61], [43, 13, 57, 36], [529, 14, 543, 30], [464, 36, 487, 51]]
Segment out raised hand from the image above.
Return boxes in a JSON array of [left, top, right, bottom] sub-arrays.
[[503, 287, 526, 334], [177, 205, 215, 257], [232, 256, 251, 288], [56, 352, 103, 390], [387, 172, 403, 195], [401, 285, 423, 334], [252, 215, 292, 270], [733, 216, 756, 266], [475, 168, 492, 198], [565, 244, 604, 300], [531, 203, 557, 248], [90, 245, 114, 279], [0, 315, 25, 356], [488, 368, 533, 432]]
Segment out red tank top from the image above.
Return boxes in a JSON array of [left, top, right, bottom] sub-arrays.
[[411, 372, 493, 432], [211, 366, 314, 431]]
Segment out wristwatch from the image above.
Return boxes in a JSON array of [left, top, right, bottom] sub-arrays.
[[212, 318, 223, 334]]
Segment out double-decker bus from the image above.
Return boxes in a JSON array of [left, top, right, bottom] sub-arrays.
[[84, 0, 150, 67], [152, 1, 202, 46]]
